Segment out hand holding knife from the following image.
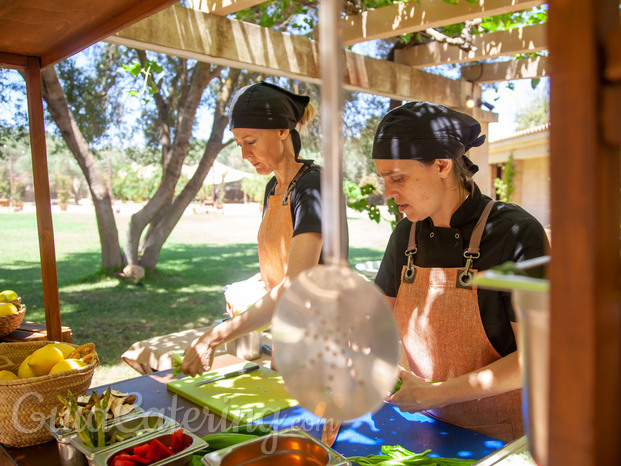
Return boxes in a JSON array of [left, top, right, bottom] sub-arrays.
[[193, 363, 261, 387]]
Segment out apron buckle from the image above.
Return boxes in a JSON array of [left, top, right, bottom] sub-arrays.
[[456, 253, 479, 289], [404, 249, 417, 284]]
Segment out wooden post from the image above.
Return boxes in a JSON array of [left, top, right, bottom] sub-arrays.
[[24, 56, 63, 342], [548, 1, 620, 464]]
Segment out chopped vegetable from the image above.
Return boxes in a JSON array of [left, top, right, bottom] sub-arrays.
[[146, 438, 174, 461], [171, 353, 184, 377], [347, 445, 477, 465], [393, 379, 403, 393], [109, 429, 187, 465], [171, 428, 185, 453]]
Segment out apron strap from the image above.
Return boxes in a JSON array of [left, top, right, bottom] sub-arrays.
[[458, 200, 495, 288], [465, 200, 495, 256], [403, 200, 496, 286], [282, 162, 315, 206]]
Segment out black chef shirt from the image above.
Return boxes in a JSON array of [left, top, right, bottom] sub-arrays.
[[375, 184, 550, 357]]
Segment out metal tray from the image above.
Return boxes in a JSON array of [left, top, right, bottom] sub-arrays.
[[474, 436, 534, 465], [46, 405, 145, 443], [201, 426, 350, 465], [68, 410, 179, 460], [92, 428, 207, 466]]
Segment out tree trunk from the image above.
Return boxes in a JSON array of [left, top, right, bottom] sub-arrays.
[[139, 70, 239, 269], [123, 59, 225, 269], [40, 67, 123, 271]]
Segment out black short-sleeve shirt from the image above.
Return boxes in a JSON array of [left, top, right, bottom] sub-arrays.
[[263, 165, 323, 237], [374, 184, 550, 356]]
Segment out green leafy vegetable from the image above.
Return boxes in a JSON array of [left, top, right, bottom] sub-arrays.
[[347, 445, 477, 465], [171, 353, 184, 377]]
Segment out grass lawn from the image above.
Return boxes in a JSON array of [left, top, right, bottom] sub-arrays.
[[0, 205, 389, 386]]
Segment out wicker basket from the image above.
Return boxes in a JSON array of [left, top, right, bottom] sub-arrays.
[[0, 340, 99, 448], [0, 304, 25, 338]]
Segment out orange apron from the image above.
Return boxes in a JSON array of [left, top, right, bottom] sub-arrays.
[[394, 201, 523, 442], [257, 164, 313, 289], [256, 165, 313, 368]]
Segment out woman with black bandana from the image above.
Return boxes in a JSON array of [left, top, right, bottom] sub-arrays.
[[182, 82, 325, 376], [374, 102, 550, 442]]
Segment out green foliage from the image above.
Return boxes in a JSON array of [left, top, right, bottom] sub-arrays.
[[241, 175, 270, 203], [344, 179, 382, 223], [112, 163, 162, 202], [514, 83, 550, 131], [0, 166, 8, 198], [121, 58, 164, 102], [479, 6, 547, 33], [494, 153, 516, 203], [55, 173, 72, 203], [56, 44, 127, 147]]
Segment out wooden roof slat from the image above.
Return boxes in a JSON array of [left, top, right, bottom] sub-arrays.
[[395, 23, 546, 68], [107, 4, 465, 106], [188, 0, 267, 16], [343, 0, 546, 46], [460, 55, 548, 83], [0, 52, 28, 71], [0, 0, 178, 69]]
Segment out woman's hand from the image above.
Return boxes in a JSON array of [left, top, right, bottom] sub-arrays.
[[388, 366, 438, 413], [182, 332, 218, 377]]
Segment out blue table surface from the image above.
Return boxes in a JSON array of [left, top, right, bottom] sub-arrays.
[[253, 402, 505, 462]]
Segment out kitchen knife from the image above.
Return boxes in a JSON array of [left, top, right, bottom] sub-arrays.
[[194, 363, 261, 387]]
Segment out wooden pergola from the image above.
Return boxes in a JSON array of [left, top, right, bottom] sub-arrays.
[[0, 1, 619, 464]]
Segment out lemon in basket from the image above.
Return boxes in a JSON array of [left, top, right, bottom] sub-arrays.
[[0, 302, 18, 316], [48, 342, 74, 359], [0, 370, 18, 381], [0, 290, 18, 303], [18, 356, 36, 378], [49, 358, 86, 375], [28, 346, 65, 376]]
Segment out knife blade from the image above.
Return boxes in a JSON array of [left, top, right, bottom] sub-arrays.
[[194, 363, 261, 387], [321, 420, 341, 447]]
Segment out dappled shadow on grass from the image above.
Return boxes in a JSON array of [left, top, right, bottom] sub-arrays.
[[57, 243, 261, 365], [1, 242, 384, 367]]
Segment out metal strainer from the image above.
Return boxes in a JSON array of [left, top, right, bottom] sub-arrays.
[[271, 0, 400, 422]]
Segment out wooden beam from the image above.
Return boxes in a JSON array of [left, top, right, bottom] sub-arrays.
[[108, 4, 464, 106], [460, 56, 548, 83], [602, 84, 621, 145], [343, 0, 546, 46], [188, 0, 266, 16], [0, 52, 28, 71], [40, 0, 179, 69], [24, 56, 63, 342], [395, 23, 547, 69], [604, 27, 621, 81], [548, 0, 620, 465]]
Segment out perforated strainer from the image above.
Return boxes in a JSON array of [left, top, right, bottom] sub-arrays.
[[271, 0, 400, 422]]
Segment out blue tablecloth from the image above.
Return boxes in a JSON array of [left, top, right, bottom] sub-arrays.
[[254, 402, 505, 461]]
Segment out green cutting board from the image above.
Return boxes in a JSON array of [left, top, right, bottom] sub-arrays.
[[166, 362, 299, 424]]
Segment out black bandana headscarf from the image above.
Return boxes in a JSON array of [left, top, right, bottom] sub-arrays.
[[229, 82, 311, 162], [372, 101, 486, 174]]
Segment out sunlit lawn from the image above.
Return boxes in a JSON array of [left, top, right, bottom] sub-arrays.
[[0, 208, 387, 386]]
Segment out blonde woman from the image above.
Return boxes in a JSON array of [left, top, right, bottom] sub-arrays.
[[183, 82, 329, 376]]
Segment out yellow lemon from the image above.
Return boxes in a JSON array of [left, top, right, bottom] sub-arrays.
[[0, 302, 17, 316], [0, 290, 18, 303], [18, 356, 36, 378], [48, 342, 75, 359], [49, 358, 86, 375], [28, 346, 65, 376], [0, 370, 18, 381]]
